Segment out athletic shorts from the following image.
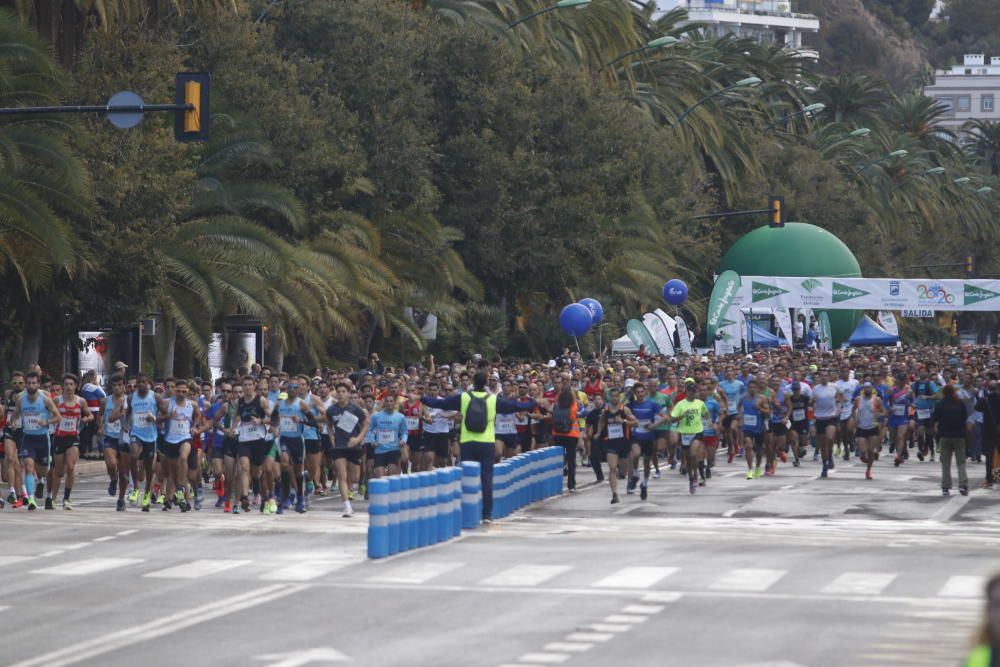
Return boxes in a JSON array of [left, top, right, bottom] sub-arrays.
[[422, 433, 450, 459], [280, 436, 305, 465], [791, 420, 809, 435], [364, 443, 376, 460], [103, 436, 124, 453], [703, 435, 719, 449], [3, 427, 22, 444], [517, 429, 532, 449], [238, 439, 270, 467], [917, 417, 934, 429], [678, 432, 703, 449], [192, 432, 202, 451], [498, 434, 519, 450], [722, 414, 737, 430], [839, 416, 852, 424], [373, 450, 401, 469], [744, 431, 764, 454], [18, 434, 50, 466], [815, 418, 838, 433], [888, 417, 910, 429], [159, 440, 190, 459], [407, 433, 424, 452], [856, 427, 879, 438], [633, 439, 655, 458], [771, 422, 788, 437], [328, 447, 362, 465], [604, 438, 630, 458], [130, 436, 157, 460], [304, 438, 321, 456], [52, 434, 80, 456]]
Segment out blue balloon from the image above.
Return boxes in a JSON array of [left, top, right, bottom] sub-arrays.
[[559, 303, 593, 337], [578, 298, 604, 324], [663, 279, 688, 306]]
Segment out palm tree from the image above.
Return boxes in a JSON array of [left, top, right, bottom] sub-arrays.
[[963, 119, 1000, 177], [815, 73, 887, 126]]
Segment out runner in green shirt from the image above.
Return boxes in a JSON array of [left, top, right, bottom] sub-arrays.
[[670, 378, 709, 495]]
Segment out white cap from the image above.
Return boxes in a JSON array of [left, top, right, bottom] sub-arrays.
[[547, 360, 557, 368], [624, 378, 636, 388]]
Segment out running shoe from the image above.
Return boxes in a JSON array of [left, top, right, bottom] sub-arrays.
[[281, 496, 292, 511], [108, 479, 117, 497], [6, 491, 14, 504], [0, 497, 4, 509], [746, 470, 754, 480], [27, 496, 37, 511], [764, 466, 774, 476], [162, 500, 171, 511], [193, 496, 202, 511], [224, 499, 231, 513], [348, 489, 356, 501], [44, 497, 54, 510], [156, 493, 166, 505], [610, 494, 619, 505], [215, 496, 225, 508], [812, 451, 819, 462], [669, 460, 677, 470], [343, 502, 355, 516], [834, 444, 841, 457], [128, 488, 140, 505], [240, 495, 250, 512], [942, 488, 950, 496], [827, 458, 835, 470], [689, 480, 696, 494], [652, 470, 661, 479], [15, 496, 25, 508], [233, 504, 241, 514], [116, 498, 126, 511], [639, 482, 648, 500], [196, 487, 205, 504], [705, 467, 712, 479], [295, 499, 306, 514], [141, 491, 151, 512], [792, 459, 800, 467], [917, 450, 925, 462], [62, 499, 73, 511], [35, 480, 44, 499], [174, 489, 185, 504], [698, 479, 706, 487], [865, 469, 872, 480], [727, 452, 734, 464], [959, 486, 968, 496], [821, 465, 828, 479], [753, 467, 762, 479], [779, 450, 787, 463], [306, 481, 315, 496]]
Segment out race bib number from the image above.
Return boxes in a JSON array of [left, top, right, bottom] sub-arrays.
[[515, 415, 528, 426], [893, 405, 906, 417], [169, 419, 190, 438], [792, 409, 806, 422], [607, 423, 624, 440], [134, 410, 154, 427], [106, 419, 122, 436], [336, 411, 359, 433], [405, 416, 420, 432], [58, 417, 77, 433], [239, 423, 266, 441], [917, 409, 931, 420], [23, 414, 44, 431], [634, 421, 650, 434], [377, 429, 395, 445], [280, 416, 297, 432], [495, 417, 516, 435], [681, 433, 695, 446], [743, 414, 758, 427]]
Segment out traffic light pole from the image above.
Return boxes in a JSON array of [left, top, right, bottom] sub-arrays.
[[0, 103, 191, 116], [692, 207, 774, 220]]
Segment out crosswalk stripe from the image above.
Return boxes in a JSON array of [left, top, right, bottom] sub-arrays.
[[709, 568, 787, 592], [592, 566, 677, 589], [368, 561, 464, 584], [584, 623, 631, 633], [516, 653, 569, 664], [604, 614, 647, 624], [259, 559, 357, 581], [144, 559, 252, 579], [33, 558, 145, 576], [543, 643, 592, 653], [482, 565, 571, 587], [622, 604, 665, 614], [565, 633, 613, 642], [938, 575, 984, 598], [822, 572, 897, 595], [0, 556, 31, 567]]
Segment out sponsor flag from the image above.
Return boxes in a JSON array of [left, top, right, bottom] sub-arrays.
[[643, 312, 675, 356], [626, 319, 657, 352], [706, 270, 741, 341], [877, 311, 899, 337]]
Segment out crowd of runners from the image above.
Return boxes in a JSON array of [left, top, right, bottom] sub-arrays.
[[1, 345, 998, 516]]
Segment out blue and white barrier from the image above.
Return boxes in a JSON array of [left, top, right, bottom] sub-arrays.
[[368, 466, 463, 559], [367, 447, 566, 559]]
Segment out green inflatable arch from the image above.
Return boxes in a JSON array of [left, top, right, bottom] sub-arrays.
[[717, 223, 862, 347]]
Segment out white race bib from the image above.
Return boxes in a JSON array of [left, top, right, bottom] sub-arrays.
[[514, 415, 528, 426], [792, 409, 806, 422], [280, 416, 297, 433], [377, 429, 395, 445], [106, 419, 122, 436], [495, 416, 516, 435], [23, 414, 44, 431], [893, 405, 906, 417], [58, 416, 77, 433], [169, 419, 190, 438], [634, 420, 650, 434], [607, 423, 624, 439], [336, 411, 359, 433], [134, 410, 154, 427], [405, 416, 420, 431], [743, 414, 758, 427], [680, 433, 695, 446], [917, 409, 931, 420], [239, 423, 266, 442]]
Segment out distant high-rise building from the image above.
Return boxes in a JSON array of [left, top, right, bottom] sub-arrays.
[[655, 0, 820, 59], [924, 54, 1000, 130]]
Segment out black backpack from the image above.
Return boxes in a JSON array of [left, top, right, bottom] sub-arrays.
[[464, 393, 488, 432], [552, 405, 573, 433]]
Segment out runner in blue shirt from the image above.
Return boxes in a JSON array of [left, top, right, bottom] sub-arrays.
[[367, 398, 408, 477], [717, 369, 745, 465], [626, 382, 666, 500]]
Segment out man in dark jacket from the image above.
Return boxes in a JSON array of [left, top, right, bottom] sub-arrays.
[[934, 384, 969, 495], [974, 381, 1000, 489]]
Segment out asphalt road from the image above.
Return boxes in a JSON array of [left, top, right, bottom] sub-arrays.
[[2, 451, 997, 667]]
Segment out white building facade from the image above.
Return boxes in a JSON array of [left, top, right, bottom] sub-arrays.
[[924, 55, 1000, 131], [656, 1, 820, 58]]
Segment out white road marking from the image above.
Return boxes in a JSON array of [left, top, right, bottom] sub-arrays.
[[623, 604, 665, 614], [116, 529, 139, 536], [930, 495, 970, 522], [822, 572, 897, 595], [92, 536, 116, 542], [62, 543, 90, 550], [253, 647, 349, 666], [938, 575, 984, 598], [0, 556, 31, 566], [260, 559, 359, 582], [145, 559, 252, 579], [710, 568, 787, 592], [482, 565, 571, 587], [366, 561, 463, 584], [583, 623, 631, 633], [7, 584, 305, 667], [592, 566, 677, 589], [603, 614, 648, 624], [33, 558, 145, 576], [544, 643, 592, 653], [38, 550, 64, 557], [565, 633, 613, 642], [0, 605, 9, 613], [517, 653, 569, 664], [642, 592, 683, 603], [722, 509, 739, 517]]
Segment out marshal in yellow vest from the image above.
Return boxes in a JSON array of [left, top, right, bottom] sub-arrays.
[[459, 391, 498, 444]]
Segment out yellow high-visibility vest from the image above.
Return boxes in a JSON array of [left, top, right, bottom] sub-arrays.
[[459, 391, 497, 444]]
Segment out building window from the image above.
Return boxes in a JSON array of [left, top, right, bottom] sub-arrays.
[[935, 96, 954, 115], [957, 95, 972, 112], [983, 95, 995, 112]]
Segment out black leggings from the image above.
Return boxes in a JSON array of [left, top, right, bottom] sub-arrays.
[[554, 435, 578, 490]]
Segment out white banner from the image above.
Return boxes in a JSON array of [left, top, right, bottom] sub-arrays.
[[732, 277, 1000, 311], [674, 315, 693, 355], [654, 309, 679, 355], [643, 312, 675, 356], [877, 310, 900, 335], [714, 317, 740, 355], [772, 308, 793, 343]]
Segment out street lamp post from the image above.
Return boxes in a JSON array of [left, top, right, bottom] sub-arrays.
[[888, 166, 946, 193], [508, 0, 590, 28], [603, 36, 678, 69], [674, 76, 762, 127], [763, 102, 825, 133], [855, 149, 908, 173]]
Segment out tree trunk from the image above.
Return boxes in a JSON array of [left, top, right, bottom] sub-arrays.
[[265, 331, 284, 372], [153, 316, 177, 378], [18, 309, 42, 372]]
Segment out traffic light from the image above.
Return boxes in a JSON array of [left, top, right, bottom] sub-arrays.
[[174, 72, 210, 143], [965, 255, 974, 276], [951, 318, 958, 337], [768, 195, 785, 228]]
